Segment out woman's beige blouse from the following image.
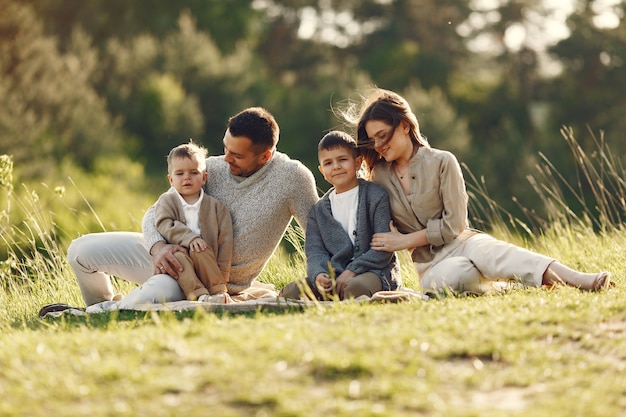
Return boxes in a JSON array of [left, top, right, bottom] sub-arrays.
[[371, 146, 469, 263]]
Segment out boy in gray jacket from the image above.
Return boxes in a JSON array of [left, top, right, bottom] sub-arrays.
[[281, 131, 401, 300]]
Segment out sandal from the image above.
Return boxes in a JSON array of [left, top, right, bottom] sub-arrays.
[[38, 303, 83, 318]]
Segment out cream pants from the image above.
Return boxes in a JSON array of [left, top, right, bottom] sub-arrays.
[[68, 232, 276, 308], [417, 232, 553, 295]]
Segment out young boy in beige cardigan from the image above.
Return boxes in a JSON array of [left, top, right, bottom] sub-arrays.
[[154, 141, 233, 302]]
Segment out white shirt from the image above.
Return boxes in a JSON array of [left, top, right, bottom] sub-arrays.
[[329, 185, 359, 245], [174, 188, 204, 236]]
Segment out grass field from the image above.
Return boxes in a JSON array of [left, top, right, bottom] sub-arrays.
[[1, 132, 626, 416], [2, 222, 625, 416]]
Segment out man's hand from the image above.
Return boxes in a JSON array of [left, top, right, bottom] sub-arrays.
[[150, 241, 187, 279]]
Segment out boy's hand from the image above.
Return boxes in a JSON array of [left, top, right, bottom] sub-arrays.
[[315, 273, 332, 293], [190, 237, 207, 252], [335, 270, 356, 299]]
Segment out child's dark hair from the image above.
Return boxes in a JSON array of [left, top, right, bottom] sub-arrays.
[[318, 131, 360, 158], [167, 140, 208, 172]]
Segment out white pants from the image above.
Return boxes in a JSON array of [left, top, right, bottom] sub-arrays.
[[67, 232, 184, 307], [417, 232, 554, 294], [68, 232, 278, 309]]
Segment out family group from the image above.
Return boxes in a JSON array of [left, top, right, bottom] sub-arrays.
[[41, 88, 611, 316]]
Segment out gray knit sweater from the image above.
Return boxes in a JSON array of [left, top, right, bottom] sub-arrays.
[[305, 179, 401, 291], [143, 151, 318, 293]]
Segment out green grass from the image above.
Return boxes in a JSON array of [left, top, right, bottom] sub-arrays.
[[1, 132, 626, 416], [3, 278, 626, 416]]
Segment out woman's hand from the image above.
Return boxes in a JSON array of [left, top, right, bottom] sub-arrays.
[[371, 221, 406, 252], [151, 241, 187, 278]]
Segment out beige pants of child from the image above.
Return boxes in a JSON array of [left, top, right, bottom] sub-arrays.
[[174, 249, 227, 301]]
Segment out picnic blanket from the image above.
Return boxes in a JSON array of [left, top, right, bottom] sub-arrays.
[[39, 289, 429, 318]]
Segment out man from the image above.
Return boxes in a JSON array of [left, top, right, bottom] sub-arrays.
[[63, 107, 318, 309]]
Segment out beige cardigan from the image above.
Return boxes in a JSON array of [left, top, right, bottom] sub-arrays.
[[371, 146, 470, 263], [155, 188, 233, 282]]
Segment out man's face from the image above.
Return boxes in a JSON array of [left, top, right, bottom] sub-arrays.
[[222, 129, 271, 177]]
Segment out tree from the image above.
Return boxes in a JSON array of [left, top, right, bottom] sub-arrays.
[[548, 0, 626, 154], [0, 0, 125, 180], [254, 0, 470, 93], [25, 0, 262, 53], [351, 0, 470, 94]]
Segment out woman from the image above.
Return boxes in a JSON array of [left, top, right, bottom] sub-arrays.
[[349, 88, 610, 295]]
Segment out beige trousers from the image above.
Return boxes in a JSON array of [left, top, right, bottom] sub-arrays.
[[417, 232, 554, 295], [174, 249, 227, 300]]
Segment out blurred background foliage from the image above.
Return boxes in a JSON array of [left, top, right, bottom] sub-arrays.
[[1, 0, 625, 252]]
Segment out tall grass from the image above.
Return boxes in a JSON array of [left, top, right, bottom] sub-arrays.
[[0, 156, 133, 324], [0, 181, 84, 323], [530, 126, 626, 231], [465, 126, 626, 243]]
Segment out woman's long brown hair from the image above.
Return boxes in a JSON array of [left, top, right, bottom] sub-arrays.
[[354, 89, 429, 176]]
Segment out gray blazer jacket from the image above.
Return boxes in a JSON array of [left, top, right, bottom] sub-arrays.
[[305, 179, 401, 291]]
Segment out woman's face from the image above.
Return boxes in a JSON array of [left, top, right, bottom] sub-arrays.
[[364, 120, 410, 163]]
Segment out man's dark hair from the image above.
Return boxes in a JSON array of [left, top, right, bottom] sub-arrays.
[[227, 107, 279, 152]]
